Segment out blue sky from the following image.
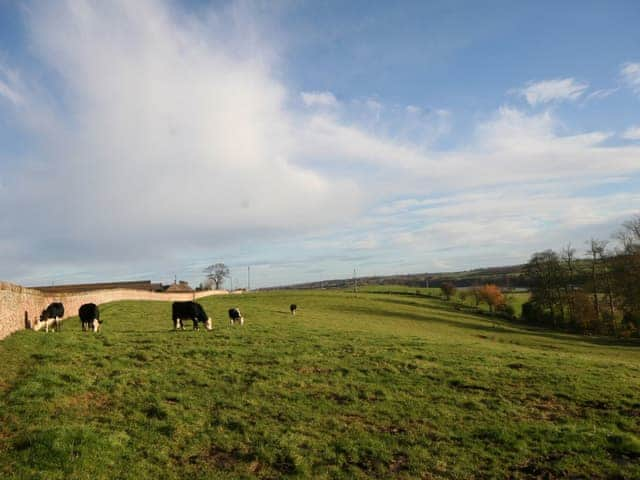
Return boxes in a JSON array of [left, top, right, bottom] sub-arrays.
[[0, 0, 639, 288]]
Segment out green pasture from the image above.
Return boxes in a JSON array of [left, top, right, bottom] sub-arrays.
[[358, 284, 530, 316], [0, 289, 638, 479]]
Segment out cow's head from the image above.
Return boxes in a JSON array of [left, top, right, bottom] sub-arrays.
[[205, 317, 213, 331]]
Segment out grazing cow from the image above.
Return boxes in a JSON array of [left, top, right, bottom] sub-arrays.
[[290, 304, 297, 316], [228, 308, 244, 326], [79, 303, 101, 332], [172, 301, 212, 331], [40, 302, 64, 332]]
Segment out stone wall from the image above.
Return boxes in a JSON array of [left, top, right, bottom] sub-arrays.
[[0, 281, 229, 340]]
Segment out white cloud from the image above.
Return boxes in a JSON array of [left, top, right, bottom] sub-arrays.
[[621, 62, 640, 95], [1, 1, 639, 285], [1, 0, 364, 279], [622, 125, 640, 140], [0, 79, 22, 105], [585, 88, 617, 102], [0, 65, 23, 105], [517, 77, 588, 106], [301, 91, 339, 108]]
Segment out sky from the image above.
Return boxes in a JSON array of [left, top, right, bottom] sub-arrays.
[[0, 0, 639, 289]]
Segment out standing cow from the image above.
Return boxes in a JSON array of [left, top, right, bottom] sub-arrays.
[[79, 303, 101, 332], [228, 308, 244, 326], [41, 302, 64, 332], [172, 301, 212, 331], [290, 304, 297, 316]]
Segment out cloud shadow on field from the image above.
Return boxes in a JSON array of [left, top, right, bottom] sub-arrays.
[[332, 297, 640, 349]]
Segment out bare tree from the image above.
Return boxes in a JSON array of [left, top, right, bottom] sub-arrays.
[[617, 215, 640, 251], [561, 244, 576, 324], [611, 215, 640, 330], [586, 239, 607, 320], [203, 263, 230, 290]]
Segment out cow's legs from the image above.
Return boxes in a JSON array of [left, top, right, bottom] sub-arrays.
[[92, 319, 99, 332], [55, 317, 60, 331], [193, 318, 199, 330], [45, 319, 49, 333]]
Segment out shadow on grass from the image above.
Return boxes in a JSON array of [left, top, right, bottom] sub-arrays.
[[346, 295, 640, 349]]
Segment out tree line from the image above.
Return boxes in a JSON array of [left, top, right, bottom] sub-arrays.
[[522, 216, 640, 337]]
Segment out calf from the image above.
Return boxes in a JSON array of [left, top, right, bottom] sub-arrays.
[[290, 304, 297, 316], [228, 308, 244, 326], [40, 302, 64, 332], [79, 303, 101, 332], [172, 301, 212, 330]]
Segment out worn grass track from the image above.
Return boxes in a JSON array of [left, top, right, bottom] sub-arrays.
[[0, 289, 639, 479]]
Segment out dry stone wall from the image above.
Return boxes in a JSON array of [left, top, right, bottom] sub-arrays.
[[0, 281, 229, 340]]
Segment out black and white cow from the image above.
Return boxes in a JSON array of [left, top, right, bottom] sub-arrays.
[[79, 303, 101, 332], [228, 308, 244, 326], [40, 302, 64, 332], [290, 304, 297, 316], [172, 301, 212, 331]]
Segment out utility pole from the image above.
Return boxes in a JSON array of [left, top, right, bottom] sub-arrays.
[[230, 275, 233, 291], [353, 268, 358, 295], [247, 266, 251, 291]]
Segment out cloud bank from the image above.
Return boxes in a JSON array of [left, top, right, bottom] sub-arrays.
[[0, 1, 638, 286]]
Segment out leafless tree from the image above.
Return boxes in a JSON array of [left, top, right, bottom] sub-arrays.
[[203, 263, 230, 290], [586, 239, 607, 320], [561, 244, 576, 323]]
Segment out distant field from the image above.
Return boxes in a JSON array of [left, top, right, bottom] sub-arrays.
[[358, 285, 530, 316], [1, 290, 638, 479]]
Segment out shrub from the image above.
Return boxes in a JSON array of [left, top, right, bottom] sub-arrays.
[[499, 304, 516, 319], [440, 282, 456, 301]]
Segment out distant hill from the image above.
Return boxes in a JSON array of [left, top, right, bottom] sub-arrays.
[[261, 258, 595, 291], [261, 264, 528, 291]]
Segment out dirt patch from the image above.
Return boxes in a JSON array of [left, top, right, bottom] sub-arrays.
[[389, 453, 409, 473], [511, 453, 565, 479], [327, 392, 352, 405], [507, 363, 526, 370], [200, 446, 238, 470], [63, 391, 111, 410], [248, 459, 264, 474], [524, 396, 571, 422], [297, 366, 333, 375], [582, 400, 610, 410], [449, 379, 490, 391]]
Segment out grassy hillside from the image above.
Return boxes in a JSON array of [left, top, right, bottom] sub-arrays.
[[264, 265, 528, 290], [0, 290, 638, 479]]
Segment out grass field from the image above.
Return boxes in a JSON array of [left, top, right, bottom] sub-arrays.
[[0, 289, 639, 479], [357, 285, 530, 317]]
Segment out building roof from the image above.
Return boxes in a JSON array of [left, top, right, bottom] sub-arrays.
[[165, 281, 194, 293]]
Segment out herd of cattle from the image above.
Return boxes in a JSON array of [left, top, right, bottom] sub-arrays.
[[38, 301, 299, 332]]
